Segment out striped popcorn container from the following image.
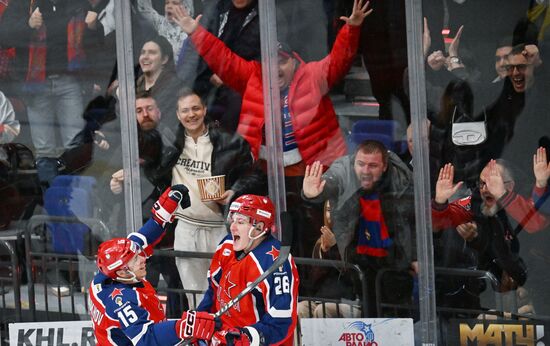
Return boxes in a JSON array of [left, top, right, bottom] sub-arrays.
[[197, 175, 225, 201]]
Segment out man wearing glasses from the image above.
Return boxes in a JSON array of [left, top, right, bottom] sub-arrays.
[[504, 44, 540, 94], [498, 42, 549, 195], [432, 160, 549, 292]]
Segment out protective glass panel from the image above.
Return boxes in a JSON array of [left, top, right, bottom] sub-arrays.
[[0, 0, 125, 322]]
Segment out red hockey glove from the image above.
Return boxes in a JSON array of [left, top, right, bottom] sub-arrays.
[[175, 311, 216, 341], [225, 327, 264, 346], [152, 184, 190, 226]]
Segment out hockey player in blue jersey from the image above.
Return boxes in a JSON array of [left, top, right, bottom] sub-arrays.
[[89, 185, 218, 345]]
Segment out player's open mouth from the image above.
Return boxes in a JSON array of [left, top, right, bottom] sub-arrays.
[[233, 235, 241, 241]]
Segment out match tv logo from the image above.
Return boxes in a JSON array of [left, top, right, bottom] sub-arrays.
[[338, 321, 378, 346], [451, 319, 548, 345]]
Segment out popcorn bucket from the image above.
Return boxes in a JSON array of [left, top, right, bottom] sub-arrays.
[[197, 175, 225, 201]]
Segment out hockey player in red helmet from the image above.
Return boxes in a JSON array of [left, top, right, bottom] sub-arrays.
[[89, 185, 219, 345], [226, 194, 276, 253], [196, 194, 299, 346]]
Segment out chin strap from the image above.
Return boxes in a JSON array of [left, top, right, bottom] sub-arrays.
[[243, 225, 266, 253], [116, 270, 140, 284]]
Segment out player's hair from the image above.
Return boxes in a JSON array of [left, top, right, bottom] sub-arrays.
[[510, 43, 527, 57], [177, 87, 205, 106], [136, 89, 155, 101], [355, 140, 389, 165], [496, 36, 513, 50]]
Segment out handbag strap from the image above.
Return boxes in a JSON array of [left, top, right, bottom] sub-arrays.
[[451, 106, 487, 124]]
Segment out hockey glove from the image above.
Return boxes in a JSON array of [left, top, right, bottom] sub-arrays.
[[175, 311, 216, 341], [225, 327, 265, 346], [152, 184, 191, 226]]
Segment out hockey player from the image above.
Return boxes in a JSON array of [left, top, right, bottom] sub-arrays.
[[197, 194, 299, 346], [89, 185, 218, 345]]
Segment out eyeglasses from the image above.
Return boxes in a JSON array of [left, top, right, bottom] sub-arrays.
[[477, 180, 512, 189], [503, 64, 529, 72]]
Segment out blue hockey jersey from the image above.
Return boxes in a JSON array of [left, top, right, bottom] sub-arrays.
[[197, 234, 299, 345], [89, 219, 182, 345]]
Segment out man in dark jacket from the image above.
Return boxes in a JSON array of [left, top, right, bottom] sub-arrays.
[[302, 139, 417, 317]]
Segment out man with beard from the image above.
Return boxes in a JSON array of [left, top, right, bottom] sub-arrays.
[[108, 91, 186, 318], [432, 161, 549, 292], [302, 140, 417, 317]]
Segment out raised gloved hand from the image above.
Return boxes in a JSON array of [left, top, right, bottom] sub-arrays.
[[225, 327, 264, 346], [152, 184, 190, 226], [175, 311, 216, 341]]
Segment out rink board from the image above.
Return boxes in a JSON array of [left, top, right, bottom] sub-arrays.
[[9, 321, 94, 346], [300, 318, 414, 345]]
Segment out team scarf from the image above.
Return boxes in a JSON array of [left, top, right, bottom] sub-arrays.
[[356, 192, 393, 257], [26, 1, 87, 90], [0, 0, 15, 79]]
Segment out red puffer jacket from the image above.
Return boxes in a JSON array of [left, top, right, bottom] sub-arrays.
[[189, 24, 360, 166]]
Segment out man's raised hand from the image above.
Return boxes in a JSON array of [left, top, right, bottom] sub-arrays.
[[340, 0, 373, 27], [303, 161, 326, 199], [447, 25, 464, 60], [533, 147, 550, 188], [173, 5, 201, 34], [435, 163, 463, 204], [485, 160, 506, 199], [423, 17, 431, 58]]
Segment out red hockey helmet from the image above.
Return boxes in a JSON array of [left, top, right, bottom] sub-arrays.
[[228, 194, 275, 233], [96, 238, 142, 279]]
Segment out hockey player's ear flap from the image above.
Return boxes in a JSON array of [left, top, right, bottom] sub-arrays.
[[255, 221, 265, 233]]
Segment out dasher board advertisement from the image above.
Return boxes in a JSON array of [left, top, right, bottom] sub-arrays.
[[9, 321, 95, 346], [300, 318, 414, 345], [449, 319, 550, 346]]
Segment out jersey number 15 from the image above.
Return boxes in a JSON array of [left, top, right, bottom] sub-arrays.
[[118, 305, 138, 327]]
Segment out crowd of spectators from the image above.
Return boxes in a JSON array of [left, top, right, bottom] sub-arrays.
[[0, 1, 549, 343]]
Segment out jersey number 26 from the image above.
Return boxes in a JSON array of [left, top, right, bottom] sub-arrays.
[[274, 276, 290, 295]]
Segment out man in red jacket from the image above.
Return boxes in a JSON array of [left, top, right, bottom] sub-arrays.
[[173, 0, 372, 257], [174, 0, 370, 169]]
